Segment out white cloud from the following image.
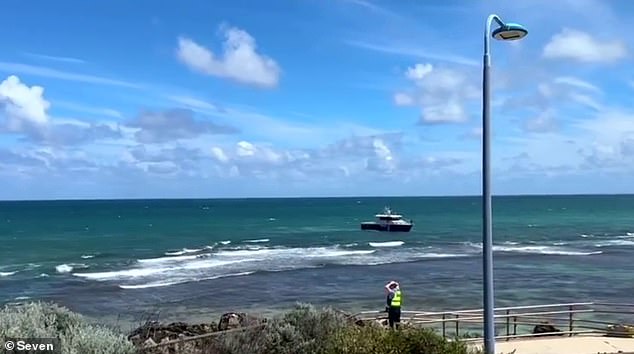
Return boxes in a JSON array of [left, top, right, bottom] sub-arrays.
[[0, 75, 50, 126], [405, 63, 433, 80], [177, 26, 280, 88], [542, 28, 627, 63], [396, 63, 478, 124], [210, 146, 229, 163], [366, 138, 396, 173], [236, 141, 257, 157]]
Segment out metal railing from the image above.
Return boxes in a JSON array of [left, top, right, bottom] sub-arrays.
[[352, 302, 634, 341]]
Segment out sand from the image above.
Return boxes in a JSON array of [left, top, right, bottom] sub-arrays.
[[470, 336, 634, 354]]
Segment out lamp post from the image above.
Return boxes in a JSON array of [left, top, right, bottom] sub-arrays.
[[482, 14, 527, 354]]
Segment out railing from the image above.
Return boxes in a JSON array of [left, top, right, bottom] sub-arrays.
[[352, 302, 634, 341]]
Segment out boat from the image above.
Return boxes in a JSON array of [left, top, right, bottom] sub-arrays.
[[360, 206, 413, 232]]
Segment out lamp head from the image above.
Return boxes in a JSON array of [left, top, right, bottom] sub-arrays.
[[492, 22, 528, 41]]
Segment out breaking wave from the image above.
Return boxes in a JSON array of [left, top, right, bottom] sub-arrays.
[[67, 231, 620, 290], [463, 242, 603, 256], [72, 242, 466, 289], [244, 238, 269, 243]]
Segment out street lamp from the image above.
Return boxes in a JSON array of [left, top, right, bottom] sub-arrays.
[[481, 14, 527, 354]]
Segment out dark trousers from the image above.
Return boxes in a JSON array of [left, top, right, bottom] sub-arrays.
[[388, 307, 401, 328]]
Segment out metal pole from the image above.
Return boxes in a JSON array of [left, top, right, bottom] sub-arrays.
[[482, 14, 498, 354]]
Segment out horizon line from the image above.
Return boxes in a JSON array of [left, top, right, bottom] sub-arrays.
[[1, 192, 633, 202]]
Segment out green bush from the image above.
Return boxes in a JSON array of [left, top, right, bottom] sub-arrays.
[[331, 323, 476, 354], [210, 303, 348, 354], [0, 302, 136, 354]]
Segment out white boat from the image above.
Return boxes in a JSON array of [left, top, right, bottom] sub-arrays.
[[360, 206, 413, 232]]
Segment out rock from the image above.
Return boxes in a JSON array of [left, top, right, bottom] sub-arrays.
[[606, 324, 634, 338], [376, 319, 388, 327], [143, 338, 157, 347], [217, 312, 265, 331], [532, 322, 563, 336], [128, 320, 217, 346]]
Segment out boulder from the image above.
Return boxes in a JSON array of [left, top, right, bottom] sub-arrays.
[[532, 322, 563, 336], [217, 312, 265, 331], [128, 320, 217, 346], [606, 324, 634, 338]]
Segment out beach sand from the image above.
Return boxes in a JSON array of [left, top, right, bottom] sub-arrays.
[[470, 336, 634, 354]]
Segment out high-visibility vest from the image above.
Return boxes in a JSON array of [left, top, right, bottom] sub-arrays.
[[391, 290, 402, 307]]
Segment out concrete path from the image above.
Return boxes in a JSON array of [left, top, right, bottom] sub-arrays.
[[470, 336, 634, 354]]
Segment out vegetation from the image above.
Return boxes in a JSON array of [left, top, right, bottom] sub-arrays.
[[1, 301, 482, 353], [0, 301, 136, 354]]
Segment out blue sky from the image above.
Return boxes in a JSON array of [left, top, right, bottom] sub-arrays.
[[1, 0, 634, 199]]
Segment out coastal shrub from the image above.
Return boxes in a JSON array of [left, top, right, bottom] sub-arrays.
[[0, 301, 136, 354], [331, 323, 475, 354], [210, 303, 348, 354]]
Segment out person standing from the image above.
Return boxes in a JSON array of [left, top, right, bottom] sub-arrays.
[[385, 281, 402, 329]]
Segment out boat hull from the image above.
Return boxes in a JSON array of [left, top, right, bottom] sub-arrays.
[[360, 222, 413, 232]]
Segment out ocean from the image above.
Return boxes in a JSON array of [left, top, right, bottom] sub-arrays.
[[1, 195, 633, 328]]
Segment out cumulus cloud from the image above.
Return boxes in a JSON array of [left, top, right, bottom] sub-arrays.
[[394, 63, 479, 124], [127, 108, 238, 144], [177, 25, 281, 88], [0, 75, 50, 127], [542, 28, 627, 63], [0, 75, 120, 145]]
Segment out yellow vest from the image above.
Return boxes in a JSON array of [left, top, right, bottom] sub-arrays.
[[391, 290, 402, 307]]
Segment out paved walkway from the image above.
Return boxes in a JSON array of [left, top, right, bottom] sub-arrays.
[[470, 336, 634, 354]]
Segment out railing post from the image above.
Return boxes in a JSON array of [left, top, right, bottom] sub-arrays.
[[513, 316, 517, 336], [505, 309, 510, 341], [569, 305, 573, 336], [455, 314, 460, 337], [442, 314, 446, 338]]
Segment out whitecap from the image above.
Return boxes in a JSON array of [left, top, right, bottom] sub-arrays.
[[56, 264, 73, 273], [465, 242, 600, 256], [118, 271, 254, 290], [220, 241, 231, 245], [0, 271, 16, 277], [81, 255, 95, 259], [164, 248, 203, 256], [594, 240, 634, 247], [73, 267, 170, 280], [244, 238, 269, 243], [139, 254, 202, 264], [369, 241, 404, 248]]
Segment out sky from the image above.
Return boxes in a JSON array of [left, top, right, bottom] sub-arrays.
[[1, 0, 634, 199]]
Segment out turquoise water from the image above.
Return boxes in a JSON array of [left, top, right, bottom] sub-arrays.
[[1, 195, 633, 325]]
